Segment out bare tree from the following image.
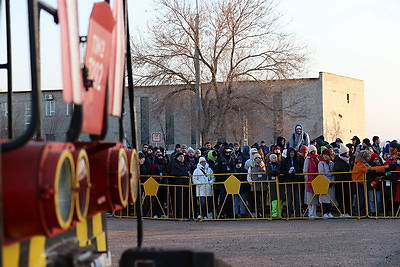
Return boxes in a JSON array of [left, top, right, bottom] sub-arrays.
[[131, 0, 308, 142]]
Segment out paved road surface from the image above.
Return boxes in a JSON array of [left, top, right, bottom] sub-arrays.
[[107, 218, 400, 266]]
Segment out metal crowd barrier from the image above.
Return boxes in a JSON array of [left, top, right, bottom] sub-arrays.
[[112, 171, 400, 220]]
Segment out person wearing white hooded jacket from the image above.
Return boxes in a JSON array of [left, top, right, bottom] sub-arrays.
[[245, 148, 259, 170], [192, 157, 215, 219]]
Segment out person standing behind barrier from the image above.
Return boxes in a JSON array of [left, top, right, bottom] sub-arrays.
[[149, 152, 168, 218], [352, 150, 389, 216], [276, 136, 287, 152], [242, 145, 251, 163], [192, 157, 215, 219], [265, 146, 282, 164], [303, 145, 319, 217], [367, 153, 385, 216], [233, 142, 244, 162], [371, 136, 382, 156], [233, 158, 250, 218], [267, 154, 282, 218], [170, 152, 191, 219], [289, 124, 310, 151], [260, 141, 270, 158], [247, 153, 267, 218], [215, 147, 236, 218], [280, 147, 303, 217], [245, 148, 259, 170], [207, 150, 218, 172], [333, 144, 352, 217], [318, 149, 336, 218]]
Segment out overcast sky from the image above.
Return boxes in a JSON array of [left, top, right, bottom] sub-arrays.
[[1, 0, 399, 141]]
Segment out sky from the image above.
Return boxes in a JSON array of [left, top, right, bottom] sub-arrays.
[[1, 0, 400, 141]]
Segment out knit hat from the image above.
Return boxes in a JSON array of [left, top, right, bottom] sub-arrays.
[[308, 145, 317, 153], [138, 152, 145, 159], [321, 148, 331, 156], [181, 144, 188, 149], [199, 157, 207, 163], [235, 158, 243, 164], [295, 124, 302, 130], [187, 147, 195, 154], [299, 145, 309, 153], [335, 138, 343, 143], [339, 144, 349, 155], [370, 153, 380, 161], [269, 154, 277, 161], [253, 153, 262, 159]]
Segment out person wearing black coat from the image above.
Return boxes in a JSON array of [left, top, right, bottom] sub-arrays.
[[170, 152, 191, 218], [232, 159, 249, 217], [280, 147, 303, 217], [333, 144, 352, 216], [215, 147, 236, 218]]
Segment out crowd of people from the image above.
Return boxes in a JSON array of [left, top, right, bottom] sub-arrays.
[[138, 124, 400, 219]]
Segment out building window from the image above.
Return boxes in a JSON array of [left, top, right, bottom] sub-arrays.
[[25, 103, 31, 125], [347, 94, 350, 103], [66, 103, 74, 116], [45, 101, 56, 117]]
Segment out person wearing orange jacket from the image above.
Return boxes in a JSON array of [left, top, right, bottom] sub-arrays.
[[352, 150, 389, 216]]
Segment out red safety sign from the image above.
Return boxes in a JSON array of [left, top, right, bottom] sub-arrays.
[[152, 133, 162, 143]]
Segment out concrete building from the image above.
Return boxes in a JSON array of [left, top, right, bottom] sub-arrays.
[[0, 72, 364, 149]]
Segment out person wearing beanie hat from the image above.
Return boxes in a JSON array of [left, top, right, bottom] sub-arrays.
[[333, 143, 352, 217], [215, 145, 236, 218], [303, 144, 319, 217], [297, 145, 309, 178], [366, 153, 385, 215], [181, 144, 188, 155], [318, 148, 335, 218], [352, 150, 389, 216], [247, 150, 266, 218], [193, 156, 215, 219], [171, 144, 182, 159], [266, 152, 282, 218], [194, 149, 202, 159], [232, 156, 249, 218], [185, 147, 197, 173], [289, 124, 310, 151], [245, 148, 259, 170], [308, 145, 317, 153], [338, 144, 349, 155]]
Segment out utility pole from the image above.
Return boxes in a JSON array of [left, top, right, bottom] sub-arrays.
[[194, 0, 202, 148]]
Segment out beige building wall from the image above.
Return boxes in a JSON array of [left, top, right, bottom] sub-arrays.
[[321, 72, 365, 142]]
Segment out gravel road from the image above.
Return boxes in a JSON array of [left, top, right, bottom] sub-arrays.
[[107, 218, 400, 266]]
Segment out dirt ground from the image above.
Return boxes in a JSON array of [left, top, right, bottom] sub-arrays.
[[107, 217, 400, 266]]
